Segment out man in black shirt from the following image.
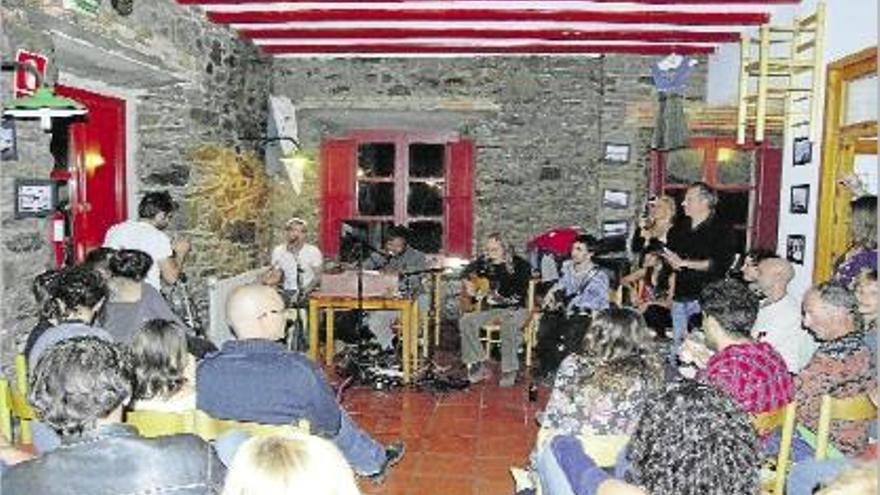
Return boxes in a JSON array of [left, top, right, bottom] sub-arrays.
[[459, 233, 532, 387], [662, 182, 734, 362]]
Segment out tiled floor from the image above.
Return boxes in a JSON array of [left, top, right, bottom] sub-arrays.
[[345, 366, 550, 495]]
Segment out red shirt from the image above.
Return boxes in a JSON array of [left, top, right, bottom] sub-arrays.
[[699, 341, 794, 414]]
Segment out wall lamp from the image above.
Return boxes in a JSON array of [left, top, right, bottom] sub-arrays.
[[242, 135, 303, 151], [2, 60, 87, 132]]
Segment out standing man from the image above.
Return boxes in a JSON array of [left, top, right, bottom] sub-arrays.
[[263, 217, 324, 305], [662, 182, 733, 362], [363, 226, 426, 350], [460, 233, 532, 387], [104, 191, 189, 291]]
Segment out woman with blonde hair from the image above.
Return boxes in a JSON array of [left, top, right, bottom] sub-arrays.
[[222, 434, 360, 495], [631, 195, 677, 255]]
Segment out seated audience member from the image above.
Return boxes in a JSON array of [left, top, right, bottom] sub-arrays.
[[100, 249, 187, 344], [538, 308, 662, 445], [535, 380, 759, 495], [534, 235, 610, 379], [222, 434, 359, 495], [855, 269, 878, 360], [833, 196, 877, 287], [621, 248, 674, 338], [22, 269, 63, 358], [752, 257, 817, 373], [197, 284, 404, 480], [130, 319, 197, 412], [2, 337, 225, 494], [680, 279, 793, 415], [27, 266, 113, 372], [814, 463, 878, 495], [736, 248, 777, 292], [630, 195, 677, 257], [798, 282, 877, 456]]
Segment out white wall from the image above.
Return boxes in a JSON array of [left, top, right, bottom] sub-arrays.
[[707, 0, 879, 299]]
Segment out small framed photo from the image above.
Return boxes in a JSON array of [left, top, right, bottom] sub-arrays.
[[790, 184, 810, 214], [0, 119, 16, 161], [793, 137, 812, 166], [603, 143, 631, 163], [786, 235, 806, 265], [15, 179, 56, 218], [602, 220, 629, 238], [602, 189, 630, 210]]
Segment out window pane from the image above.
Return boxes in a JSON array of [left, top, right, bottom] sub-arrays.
[[408, 221, 443, 254], [358, 182, 395, 216], [409, 144, 445, 178], [716, 148, 754, 185], [666, 148, 704, 185], [716, 190, 750, 228], [408, 182, 444, 217], [358, 143, 395, 178], [845, 74, 878, 125]]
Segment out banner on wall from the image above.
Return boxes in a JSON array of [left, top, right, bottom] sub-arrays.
[[62, 0, 100, 15], [13, 50, 48, 98]]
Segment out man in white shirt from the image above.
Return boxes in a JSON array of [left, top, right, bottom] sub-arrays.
[[752, 257, 817, 373], [262, 217, 323, 304], [103, 192, 189, 291]]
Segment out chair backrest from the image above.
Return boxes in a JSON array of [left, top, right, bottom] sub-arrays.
[[14, 354, 27, 395], [193, 410, 311, 441], [126, 410, 196, 438], [752, 401, 797, 494], [0, 379, 13, 441], [815, 393, 878, 460]]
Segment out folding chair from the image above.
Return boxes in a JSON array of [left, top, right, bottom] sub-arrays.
[[815, 393, 877, 461], [126, 410, 196, 438], [193, 410, 311, 441], [752, 401, 797, 494]]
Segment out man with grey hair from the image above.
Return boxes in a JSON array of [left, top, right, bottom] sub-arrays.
[[662, 181, 734, 363], [753, 257, 817, 373], [796, 282, 875, 455]]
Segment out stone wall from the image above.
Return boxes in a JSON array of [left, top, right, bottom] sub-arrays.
[[271, 56, 707, 253], [0, 0, 273, 368]]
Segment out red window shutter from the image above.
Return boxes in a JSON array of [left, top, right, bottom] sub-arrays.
[[320, 138, 357, 257], [445, 139, 475, 257], [753, 145, 782, 252]]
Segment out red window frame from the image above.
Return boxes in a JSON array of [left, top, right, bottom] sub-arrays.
[[650, 137, 781, 252], [319, 131, 474, 258]]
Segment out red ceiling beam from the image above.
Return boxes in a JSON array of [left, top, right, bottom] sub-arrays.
[[241, 28, 740, 43], [261, 42, 716, 55], [180, 0, 797, 4], [208, 9, 769, 25]]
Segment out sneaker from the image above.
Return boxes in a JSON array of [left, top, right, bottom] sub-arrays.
[[499, 371, 517, 388], [369, 441, 406, 484], [467, 363, 491, 384]]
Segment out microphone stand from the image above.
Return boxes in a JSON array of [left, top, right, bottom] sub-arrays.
[[351, 238, 391, 341]]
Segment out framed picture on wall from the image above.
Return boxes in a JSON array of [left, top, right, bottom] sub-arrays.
[[0, 119, 16, 161], [793, 137, 812, 166], [602, 189, 630, 209], [603, 143, 631, 163], [15, 179, 56, 218], [786, 235, 806, 265], [602, 220, 629, 239], [790, 184, 810, 214]]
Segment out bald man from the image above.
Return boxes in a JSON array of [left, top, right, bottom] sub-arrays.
[[753, 257, 817, 373], [196, 285, 404, 480]]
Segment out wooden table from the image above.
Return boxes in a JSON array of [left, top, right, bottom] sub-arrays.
[[308, 294, 418, 383]]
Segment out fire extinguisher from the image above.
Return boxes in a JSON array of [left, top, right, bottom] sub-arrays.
[[49, 209, 67, 268]]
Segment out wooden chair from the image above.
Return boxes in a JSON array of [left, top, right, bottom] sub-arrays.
[[815, 393, 877, 461], [126, 410, 196, 438], [12, 354, 32, 444], [752, 401, 797, 495], [193, 410, 311, 441], [0, 379, 13, 442], [480, 279, 539, 366]]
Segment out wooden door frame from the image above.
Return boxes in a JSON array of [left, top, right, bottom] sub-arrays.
[[813, 46, 878, 282]]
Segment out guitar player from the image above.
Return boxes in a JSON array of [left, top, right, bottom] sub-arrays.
[[533, 234, 610, 381], [459, 233, 532, 387]]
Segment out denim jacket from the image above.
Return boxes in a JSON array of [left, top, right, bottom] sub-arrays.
[[2, 424, 225, 495]]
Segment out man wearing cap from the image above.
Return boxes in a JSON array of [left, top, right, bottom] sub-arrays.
[[263, 217, 324, 305]]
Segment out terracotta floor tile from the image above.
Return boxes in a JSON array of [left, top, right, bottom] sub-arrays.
[[413, 453, 477, 478], [422, 434, 478, 454], [475, 477, 516, 495], [411, 475, 477, 495]]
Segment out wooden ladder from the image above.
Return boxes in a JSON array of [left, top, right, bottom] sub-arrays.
[[737, 2, 826, 144]]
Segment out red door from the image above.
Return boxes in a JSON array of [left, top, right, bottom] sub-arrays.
[[56, 86, 127, 263]]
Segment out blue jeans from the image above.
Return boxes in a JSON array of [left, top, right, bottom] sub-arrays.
[[534, 437, 630, 495], [785, 459, 848, 495], [670, 300, 701, 363]]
